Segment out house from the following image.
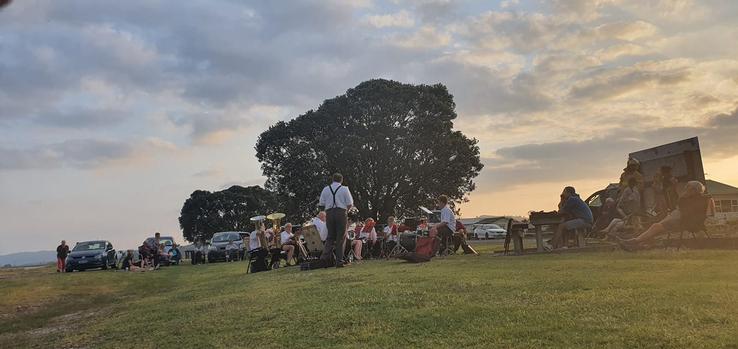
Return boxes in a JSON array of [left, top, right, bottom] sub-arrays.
[[706, 180, 738, 222]]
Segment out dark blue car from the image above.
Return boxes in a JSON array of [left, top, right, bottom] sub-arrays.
[[66, 240, 117, 272]]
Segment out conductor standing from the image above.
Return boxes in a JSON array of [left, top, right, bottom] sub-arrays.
[[319, 173, 354, 268]]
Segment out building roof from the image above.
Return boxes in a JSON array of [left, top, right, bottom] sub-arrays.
[[706, 180, 738, 196]]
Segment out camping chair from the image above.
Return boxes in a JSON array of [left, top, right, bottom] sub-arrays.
[[664, 196, 711, 250], [246, 249, 268, 274], [438, 232, 455, 257]]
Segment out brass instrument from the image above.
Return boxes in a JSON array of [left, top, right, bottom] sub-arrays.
[[267, 213, 286, 248], [250, 215, 267, 249]]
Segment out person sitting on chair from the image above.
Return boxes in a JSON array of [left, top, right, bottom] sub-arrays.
[[552, 186, 593, 249], [435, 195, 456, 253], [248, 223, 269, 273], [384, 216, 399, 252], [618, 177, 641, 216], [453, 220, 478, 255], [225, 239, 239, 262], [312, 211, 328, 243], [358, 218, 377, 258], [654, 165, 679, 214], [619, 181, 714, 249], [169, 243, 182, 265], [281, 223, 296, 266]]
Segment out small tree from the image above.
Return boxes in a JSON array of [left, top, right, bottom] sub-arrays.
[[178, 185, 278, 242]]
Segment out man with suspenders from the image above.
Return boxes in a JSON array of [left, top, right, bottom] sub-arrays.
[[318, 173, 354, 268]]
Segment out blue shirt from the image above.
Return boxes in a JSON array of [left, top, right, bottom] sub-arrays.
[[562, 194, 593, 224]]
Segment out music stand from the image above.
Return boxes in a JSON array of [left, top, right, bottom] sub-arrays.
[[387, 236, 408, 258]]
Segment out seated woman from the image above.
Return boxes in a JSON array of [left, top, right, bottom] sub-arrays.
[[225, 239, 239, 262], [280, 224, 296, 266], [596, 198, 625, 236], [383, 216, 399, 253], [358, 218, 377, 258], [619, 178, 640, 213], [619, 181, 714, 249]]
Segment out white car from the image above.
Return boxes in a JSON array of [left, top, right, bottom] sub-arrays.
[[473, 224, 507, 239]]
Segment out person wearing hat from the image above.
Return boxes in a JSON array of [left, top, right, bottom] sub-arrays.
[[619, 158, 644, 192]]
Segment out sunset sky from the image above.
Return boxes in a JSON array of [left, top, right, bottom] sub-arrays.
[[1, 0, 737, 254]]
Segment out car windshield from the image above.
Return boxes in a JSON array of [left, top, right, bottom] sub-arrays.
[[213, 233, 238, 242], [73, 242, 106, 251], [160, 238, 173, 246]]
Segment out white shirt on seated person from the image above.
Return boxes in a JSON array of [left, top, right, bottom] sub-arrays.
[[312, 216, 328, 241], [280, 231, 293, 245], [359, 228, 377, 242], [249, 231, 261, 251], [440, 204, 456, 232], [384, 225, 399, 241]]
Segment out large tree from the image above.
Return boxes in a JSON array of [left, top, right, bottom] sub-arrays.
[[255, 79, 483, 222], [179, 185, 278, 242]]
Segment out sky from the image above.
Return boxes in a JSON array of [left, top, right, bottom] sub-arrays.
[[1, 0, 737, 254]]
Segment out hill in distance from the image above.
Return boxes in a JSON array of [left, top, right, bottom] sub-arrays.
[[0, 250, 56, 267]]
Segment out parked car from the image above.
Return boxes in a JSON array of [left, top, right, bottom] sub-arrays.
[[472, 224, 507, 239], [207, 231, 246, 262], [66, 240, 117, 272]]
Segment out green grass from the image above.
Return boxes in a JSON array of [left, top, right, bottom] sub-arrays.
[[2, 245, 738, 348]]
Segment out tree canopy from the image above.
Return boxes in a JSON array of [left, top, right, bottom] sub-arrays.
[[178, 185, 278, 243], [255, 79, 483, 222]]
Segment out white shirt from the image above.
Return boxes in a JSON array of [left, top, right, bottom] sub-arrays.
[[249, 230, 261, 250], [440, 205, 456, 233], [319, 182, 354, 210], [312, 217, 328, 241], [384, 225, 398, 241], [359, 227, 377, 242], [280, 231, 293, 245]]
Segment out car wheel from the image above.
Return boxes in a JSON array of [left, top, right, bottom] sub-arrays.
[[485, 233, 489, 239], [101, 261, 108, 270]]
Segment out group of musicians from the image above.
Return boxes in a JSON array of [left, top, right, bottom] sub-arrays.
[[247, 173, 477, 273]]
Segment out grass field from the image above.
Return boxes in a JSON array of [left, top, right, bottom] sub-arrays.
[[2, 244, 738, 348]]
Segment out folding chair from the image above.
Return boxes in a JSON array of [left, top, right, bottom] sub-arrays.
[[664, 195, 711, 250]]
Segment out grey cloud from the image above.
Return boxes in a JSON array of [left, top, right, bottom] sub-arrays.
[[33, 109, 128, 128], [0, 139, 135, 170], [414, 0, 459, 24], [416, 60, 552, 115], [0, 0, 369, 137], [569, 66, 691, 101]]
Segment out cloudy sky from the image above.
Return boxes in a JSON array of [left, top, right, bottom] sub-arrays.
[[1, 0, 737, 254]]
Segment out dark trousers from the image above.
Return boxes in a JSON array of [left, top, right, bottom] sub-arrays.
[[438, 225, 453, 251], [153, 253, 160, 267], [321, 208, 347, 265]]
